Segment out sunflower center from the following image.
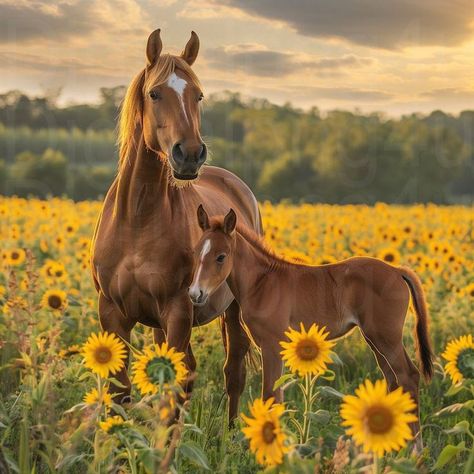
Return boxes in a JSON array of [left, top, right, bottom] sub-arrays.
[[296, 339, 319, 361], [261, 421, 276, 444], [384, 253, 394, 262], [95, 347, 112, 364], [365, 404, 394, 434], [48, 295, 62, 309], [457, 348, 474, 380], [146, 356, 176, 385], [11, 251, 19, 260]]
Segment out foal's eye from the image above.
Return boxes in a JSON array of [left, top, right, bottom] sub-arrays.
[[198, 92, 204, 102], [149, 90, 161, 101], [216, 254, 226, 263]]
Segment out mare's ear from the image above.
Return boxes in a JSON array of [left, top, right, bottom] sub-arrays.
[[223, 209, 237, 234], [181, 31, 200, 66], [146, 28, 163, 67], [197, 204, 210, 231]]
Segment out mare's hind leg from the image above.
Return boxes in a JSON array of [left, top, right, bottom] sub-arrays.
[[98, 293, 135, 403], [223, 300, 250, 425], [361, 329, 422, 449]]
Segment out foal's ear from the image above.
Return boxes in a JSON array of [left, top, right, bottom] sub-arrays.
[[197, 204, 210, 231], [146, 28, 163, 66], [181, 31, 200, 66], [223, 209, 237, 234]]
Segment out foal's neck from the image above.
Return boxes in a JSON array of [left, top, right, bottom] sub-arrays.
[[227, 230, 285, 303]]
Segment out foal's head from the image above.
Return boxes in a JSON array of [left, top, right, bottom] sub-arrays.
[[119, 29, 207, 181], [189, 205, 237, 306]]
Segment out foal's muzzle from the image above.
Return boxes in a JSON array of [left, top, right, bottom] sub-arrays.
[[170, 141, 207, 180], [188, 287, 208, 306]]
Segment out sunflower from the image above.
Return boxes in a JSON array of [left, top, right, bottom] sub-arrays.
[[442, 334, 474, 385], [99, 415, 126, 433], [241, 397, 289, 467], [280, 323, 335, 376], [460, 283, 474, 299], [7, 248, 26, 266], [84, 387, 113, 410], [41, 289, 68, 312], [377, 247, 401, 265], [131, 342, 187, 395], [340, 379, 417, 457], [82, 332, 127, 378]]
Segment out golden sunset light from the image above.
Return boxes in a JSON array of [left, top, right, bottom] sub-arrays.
[[1, 0, 473, 114]]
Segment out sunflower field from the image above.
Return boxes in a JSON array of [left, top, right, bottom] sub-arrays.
[[0, 196, 473, 473]]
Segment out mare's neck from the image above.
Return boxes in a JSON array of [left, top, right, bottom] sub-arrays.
[[115, 133, 177, 223]]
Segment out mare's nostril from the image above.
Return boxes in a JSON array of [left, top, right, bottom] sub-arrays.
[[172, 142, 185, 163], [198, 143, 207, 163]]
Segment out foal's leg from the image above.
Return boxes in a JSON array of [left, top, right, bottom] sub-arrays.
[[361, 328, 422, 448], [98, 293, 135, 403], [222, 300, 250, 424], [261, 338, 284, 403]]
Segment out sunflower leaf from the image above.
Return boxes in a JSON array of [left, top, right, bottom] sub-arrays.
[[445, 420, 470, 435], [273, 373, 295, 391], [433, 441, 466, 469], [318, 386, 344, 399], [433, 400, 474, 418], [178, 441, 210, 470]]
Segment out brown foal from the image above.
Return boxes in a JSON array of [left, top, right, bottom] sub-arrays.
[[189, 206, 434, 444], [91, 30, 261, 409]]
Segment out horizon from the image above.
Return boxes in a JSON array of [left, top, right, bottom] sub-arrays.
[[1, 1, 473, 117]]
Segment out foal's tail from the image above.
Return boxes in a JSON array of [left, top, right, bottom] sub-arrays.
[[399, 266, 434, 380]]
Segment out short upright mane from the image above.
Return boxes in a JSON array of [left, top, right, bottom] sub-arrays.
[[117, 54, 201, 173], [209, 217, 291, 268]]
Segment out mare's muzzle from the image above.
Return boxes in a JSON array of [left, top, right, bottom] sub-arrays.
[[170, 141, 207, 180]]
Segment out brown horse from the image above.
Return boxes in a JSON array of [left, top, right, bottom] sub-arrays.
[[91, 29, 261, 419], [189, 206, 434, 444]]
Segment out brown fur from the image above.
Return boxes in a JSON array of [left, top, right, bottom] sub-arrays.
[[91, 31, 261, 419], [190, 209, 434, 446]]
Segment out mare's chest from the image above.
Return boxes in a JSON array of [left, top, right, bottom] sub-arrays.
[[94, 223, 194, 300]]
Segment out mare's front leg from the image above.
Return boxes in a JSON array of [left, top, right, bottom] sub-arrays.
[[98, 293, 136, 403], [162, 295, 196, 398]]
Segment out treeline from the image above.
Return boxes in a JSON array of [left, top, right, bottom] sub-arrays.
[[0, 88, 472, 203]]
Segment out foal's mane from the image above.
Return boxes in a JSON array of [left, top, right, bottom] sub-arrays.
[[117, 54, 201, 173], [209, 218, 291, 269]]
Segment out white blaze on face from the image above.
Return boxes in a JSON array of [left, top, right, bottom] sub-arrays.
[[167, 72, 188, 123], [190, 239, 211, 294]]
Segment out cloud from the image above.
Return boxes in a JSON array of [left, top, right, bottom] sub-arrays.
[[214, 0, 474, 49], [420, 88, 474, 100], [0, 0, 147, 44], [206, 44, 372, 77], [298, 86, 393, 103]]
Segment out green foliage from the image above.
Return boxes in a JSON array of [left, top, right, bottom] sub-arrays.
[[0, 90, 473, 202], [10, 148, 68, 198]]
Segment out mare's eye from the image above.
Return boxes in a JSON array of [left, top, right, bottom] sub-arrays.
[[149, 90, 161, 101], [216, 254, 226, 264], [198, 92, 204, 101]]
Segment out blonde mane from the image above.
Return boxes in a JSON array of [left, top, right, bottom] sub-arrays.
[[117, 54, 202, 173]]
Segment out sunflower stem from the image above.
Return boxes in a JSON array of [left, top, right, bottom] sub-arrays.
[[301, 373, 312, 444], [373, 453, 379, 474]]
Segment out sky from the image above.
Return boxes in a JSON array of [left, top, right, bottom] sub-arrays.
[[1, 0, 474, 115]]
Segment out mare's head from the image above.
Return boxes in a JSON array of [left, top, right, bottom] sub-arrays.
[[189, 205, 237, 306], [119, 29, 207, 181]]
